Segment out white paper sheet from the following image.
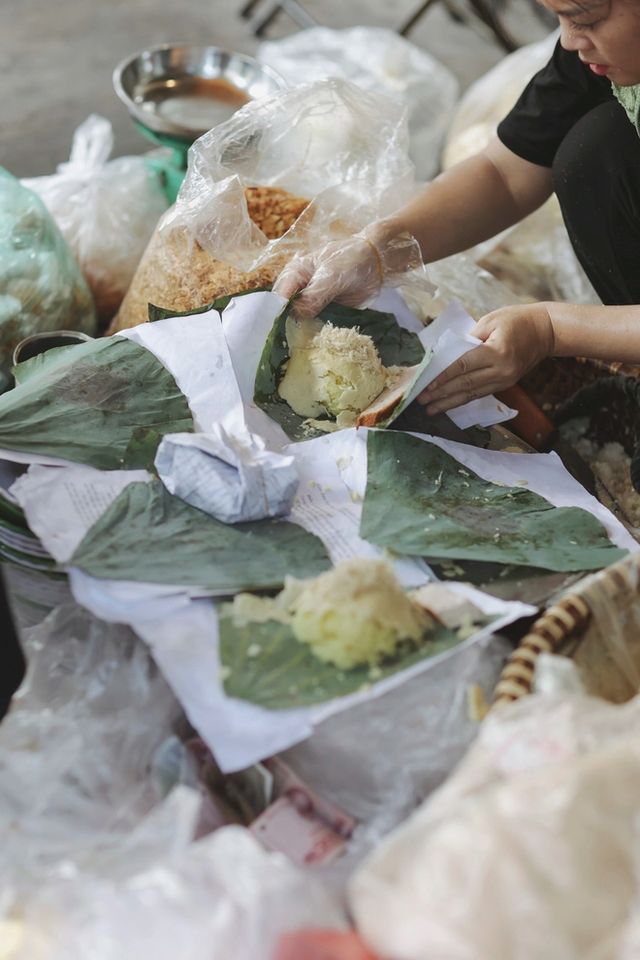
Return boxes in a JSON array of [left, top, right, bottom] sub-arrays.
[[117, 311, 246, 434], [10, 464, 153, 563], [285, 435, 432, 588], [417, 300, 517, 430]]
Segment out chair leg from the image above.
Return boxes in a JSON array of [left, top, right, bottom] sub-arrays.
[[239, 0, 264, 19], [247, 0, 318, 36]]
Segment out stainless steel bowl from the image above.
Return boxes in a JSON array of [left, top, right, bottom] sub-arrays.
[[13, 330, 94, 367], [113, 44, 287, 141]]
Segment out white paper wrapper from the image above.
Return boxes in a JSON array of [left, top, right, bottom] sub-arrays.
[[155, 426, 299, 524]]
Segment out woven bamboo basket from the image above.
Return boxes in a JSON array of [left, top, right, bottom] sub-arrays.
[[493, 551, 640, 709]]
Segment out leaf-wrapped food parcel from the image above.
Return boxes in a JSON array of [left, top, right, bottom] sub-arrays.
[[360, 431, 628, 573], [70, 480, 331, 593], [254, 300, 424, 441], [0, 337, 194, 469]]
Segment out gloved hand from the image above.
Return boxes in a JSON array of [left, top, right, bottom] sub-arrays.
[[273, 220, 423, 319]]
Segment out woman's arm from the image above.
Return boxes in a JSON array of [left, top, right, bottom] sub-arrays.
[[274, 139, 553, 317], [367, 137, 553, 265], [419, 301, 640, 415]]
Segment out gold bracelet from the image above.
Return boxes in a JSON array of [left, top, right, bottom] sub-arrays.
[[359, 236, 384, 285]]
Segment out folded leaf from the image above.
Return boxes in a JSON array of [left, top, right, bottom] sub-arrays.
[[360, 431, 628, 572], [0, 338, 193, 469], [70, 480, 331, 592]]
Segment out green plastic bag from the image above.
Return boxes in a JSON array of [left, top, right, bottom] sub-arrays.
[[360, 430, 628, 573], [0, 167, 96, 391]]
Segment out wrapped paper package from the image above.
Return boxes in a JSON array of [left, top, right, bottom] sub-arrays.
[[155, 426, 299, 524]]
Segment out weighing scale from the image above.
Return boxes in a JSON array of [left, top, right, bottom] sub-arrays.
[[113, 44, 287, 202]]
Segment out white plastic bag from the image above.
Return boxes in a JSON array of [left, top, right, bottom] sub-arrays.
[[350, 686, 640, 960], [259, 27, 459, 181], [442, 30, 599, 305], [113, 78, 431, 332], [23, 115, 169, 326], [0, 603, 346, 960]]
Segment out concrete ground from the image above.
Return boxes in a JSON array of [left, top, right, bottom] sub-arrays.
[[1, 0, 550, 178]]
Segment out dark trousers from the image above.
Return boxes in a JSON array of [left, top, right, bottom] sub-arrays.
[[553, 98, 640, 306], [0, 572, 24, 719]]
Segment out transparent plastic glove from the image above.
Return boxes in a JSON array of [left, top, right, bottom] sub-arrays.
[[274, 224, 423, 319]]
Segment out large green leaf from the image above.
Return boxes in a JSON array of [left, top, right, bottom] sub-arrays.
[[218, 612, 469, 710], [70, 480, 331, 592], [360, 431, 628, 573], [254, 301, 425, 442], [0, 338, 193, 470]]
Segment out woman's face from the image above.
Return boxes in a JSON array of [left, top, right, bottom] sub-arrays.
[[541, 0, 640, 85]]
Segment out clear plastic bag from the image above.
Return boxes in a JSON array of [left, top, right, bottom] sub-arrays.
[[0, 168, 96, 391], [111, 78, 422, 332], [0, 603, 345, 959], [442, 30, 599, 306], [350, 685, 640, 960], [23, 115, 169, 328], [259, 27, 459, 182]]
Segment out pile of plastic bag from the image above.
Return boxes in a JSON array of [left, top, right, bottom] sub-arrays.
[[0, 603, 346, 960], [258, 27, 459, 182], [350, 653, 640, 960]]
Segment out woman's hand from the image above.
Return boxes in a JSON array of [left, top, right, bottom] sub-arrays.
[[418, 302, 555, 414], [273, 225, 422, 319], [273, 235, 384, 319]]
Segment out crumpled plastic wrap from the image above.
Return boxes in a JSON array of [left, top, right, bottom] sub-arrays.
[[401, 252, 524, 323], [442, 30, 599, 306], [23, 115, 169, 327], [281, 631, 513, 890], [0, 168, 96, 392], [112, 78, 430, 332], [258, 27, 459, 182], [0, 602, 346, 959], [155, 426, 299, 523], [350, 684, 640, 960]]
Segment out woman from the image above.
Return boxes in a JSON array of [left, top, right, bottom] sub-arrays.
[[274, 0, 640, 416]]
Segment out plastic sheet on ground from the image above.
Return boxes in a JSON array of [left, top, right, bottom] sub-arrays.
[[258, 27, 459, 181], [350, 685, 640, 960]]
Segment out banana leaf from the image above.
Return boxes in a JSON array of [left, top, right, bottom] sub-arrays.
[[69, 480, 331, 592], [0, 338, 194, 470], [218, 611, 471, 710], [360, 430, 628, 573], [254, 301, 425, 441]]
